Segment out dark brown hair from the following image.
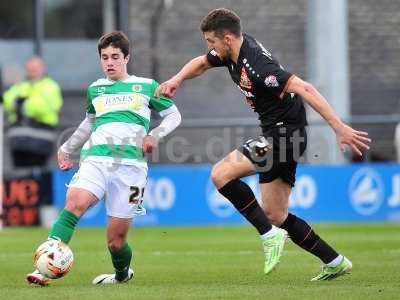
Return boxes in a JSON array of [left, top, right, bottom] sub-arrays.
[[98, 31, 130, 57], [200, 8, 241, 37]]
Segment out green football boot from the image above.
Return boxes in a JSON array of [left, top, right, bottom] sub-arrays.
[[262, 228, 287, 274], [311, 256, 352, 281]]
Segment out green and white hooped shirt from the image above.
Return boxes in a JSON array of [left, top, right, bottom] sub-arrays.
[[81, 75, 176, 167]]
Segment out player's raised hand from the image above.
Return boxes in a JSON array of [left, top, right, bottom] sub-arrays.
[[142, 135, 157, 154], [336, 123, 371, 156], [58, 150, 74, 171], [154, 78, 180, 98]]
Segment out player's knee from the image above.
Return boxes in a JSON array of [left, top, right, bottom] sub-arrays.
[[65, 188, 96, 217], [211, 163, 233, 188], [108, 236, 126, 252], [65, 197, 88, 217]]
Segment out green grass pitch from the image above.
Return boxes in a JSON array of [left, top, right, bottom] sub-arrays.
[[1, 223, 399, 300]]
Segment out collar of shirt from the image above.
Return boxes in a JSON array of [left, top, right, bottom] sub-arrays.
[[231, 33, 250, 71]]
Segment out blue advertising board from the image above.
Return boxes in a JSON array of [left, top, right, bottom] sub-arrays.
[[52, 163, 400, 226]]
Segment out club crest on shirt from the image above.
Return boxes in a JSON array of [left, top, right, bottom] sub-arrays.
[[132, 85, 142, 92], [264, 75, 279, 87], [239, 67, 252, 89]]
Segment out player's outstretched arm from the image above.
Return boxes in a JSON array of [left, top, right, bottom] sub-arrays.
[[287, 76, 371, 156], [58, 114, 95, 170], [155, 55, 212, 98]]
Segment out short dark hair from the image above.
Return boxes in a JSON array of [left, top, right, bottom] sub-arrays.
[[98, 31, 130, 57], [200, 8, 241, 37]]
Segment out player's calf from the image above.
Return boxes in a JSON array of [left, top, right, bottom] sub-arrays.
[[280, 213, 340, 264]]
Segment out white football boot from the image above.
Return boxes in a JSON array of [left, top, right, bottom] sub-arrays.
[[92, 268, 134, 285], [26, 270, 50, 286]]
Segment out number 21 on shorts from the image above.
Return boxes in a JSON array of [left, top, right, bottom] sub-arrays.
[[129, 186, 145, 205]]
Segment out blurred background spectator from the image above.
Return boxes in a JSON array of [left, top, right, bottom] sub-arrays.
[[3, 56, 63, 168]]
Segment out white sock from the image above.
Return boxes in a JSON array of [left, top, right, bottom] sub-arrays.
[[260, 226, 278, 240], [326, 254, 343, 267]]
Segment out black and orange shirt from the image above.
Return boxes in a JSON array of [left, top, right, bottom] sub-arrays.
[[206, 33, 307, 131]]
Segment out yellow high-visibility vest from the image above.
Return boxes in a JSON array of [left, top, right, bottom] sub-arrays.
[[3, 77, 63, 126]]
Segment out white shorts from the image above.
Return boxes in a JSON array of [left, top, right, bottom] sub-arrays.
[[68, 161, 147, 218]]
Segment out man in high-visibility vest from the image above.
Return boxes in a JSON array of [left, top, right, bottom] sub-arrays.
[[3, 56, 63, 167]]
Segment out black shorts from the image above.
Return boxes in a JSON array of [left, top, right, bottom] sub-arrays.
[[241, 125, 307, 186]]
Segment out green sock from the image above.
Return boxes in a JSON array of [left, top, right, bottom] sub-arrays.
[[48, 209, 79, 244], [109, 243, 132, 281]]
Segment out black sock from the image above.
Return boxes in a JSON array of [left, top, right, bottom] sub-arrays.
[[280, 213, 338, 264], [218, 179, 272, 235]]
